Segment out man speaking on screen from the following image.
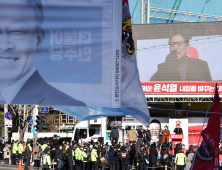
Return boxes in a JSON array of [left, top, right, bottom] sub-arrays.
[[150, 33, 212, 81], [0, 0, 86, 106]]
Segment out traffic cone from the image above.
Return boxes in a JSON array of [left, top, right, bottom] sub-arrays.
[[17, 160, 22, 170], [165, 165, 167, 170]]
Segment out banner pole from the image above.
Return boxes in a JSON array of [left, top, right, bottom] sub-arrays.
[[190, 93, 214, 170]]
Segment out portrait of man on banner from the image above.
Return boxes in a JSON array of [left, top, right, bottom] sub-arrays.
[[0, 0, 87, 106]]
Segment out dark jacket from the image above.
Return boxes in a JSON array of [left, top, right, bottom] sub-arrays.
[[11, 71, 87, 106], [138, 129, 143, 138], [149, 145, 158, 164], [24, 146, 31, 160], [160, 152, 171, 165], [111, 128, 119, 138], [150, 54, 212, 81], [108, 150, 116, 163], [173, 128, 183, 134], [119, 150, 129, 164], [56, 148, 64, 160], [174, 146, 180, 156], [146, 130, 151, 141], [136, 150, 149, 163], [129, 144, 136, 158], [66, 147, 73, 159]]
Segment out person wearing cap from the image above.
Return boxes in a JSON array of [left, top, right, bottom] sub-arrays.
[[174, 149, 186, 170], [136, 145, 149, 170], [91, 145, 98, 170], [24, 142, 31, 170], [43, 148, 51, 170], [33, 140, 41, 170], [119, 146, 129, 170], [12, 140, 18, 165]]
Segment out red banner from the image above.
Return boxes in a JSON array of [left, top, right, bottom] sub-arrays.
[[192, 84, 220, 170], [142, 82, 222, 94]]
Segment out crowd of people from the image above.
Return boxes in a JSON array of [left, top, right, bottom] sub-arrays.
[[0, 123, 209, 170]]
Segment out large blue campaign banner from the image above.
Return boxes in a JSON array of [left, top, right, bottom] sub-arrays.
[[0, 0, 122, 107], [54, 1, 150, 126]]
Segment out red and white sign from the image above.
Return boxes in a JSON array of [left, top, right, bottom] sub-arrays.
[[170, 134, 184, 139], [142, 82, 222, 94]]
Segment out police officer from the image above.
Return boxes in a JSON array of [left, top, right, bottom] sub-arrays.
[[91, 145, 98, 170], [43, 148, 51, 170], [119, 146, 129, 170], [82, 145, 90, 170], [41, 141, 48, 153], [174, 149, 186, 170], [136, 145, 149, 170], [74, 145, 82, 170], [18, 141, 24, 163], [160, 150, 172, 170], [12, 140, 18, 165]]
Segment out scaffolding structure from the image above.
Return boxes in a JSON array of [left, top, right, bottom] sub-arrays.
[[141, 0, 222, 24]]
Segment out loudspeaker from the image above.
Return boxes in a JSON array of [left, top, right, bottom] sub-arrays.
[[98, 137, 104, 144]]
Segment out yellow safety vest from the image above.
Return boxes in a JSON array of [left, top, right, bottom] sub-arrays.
[[91, 149, 98, 162], [74, 148, 81, 160], [12, 143, 18, 154], [43, 154, 51, 165], [81, 150, 88, 161], [175, 153, 186, 165], [18, 143, 24, 154], [41, 144, 48, 152]]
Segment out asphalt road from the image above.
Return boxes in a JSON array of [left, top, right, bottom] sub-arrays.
[[1, 168, 18, 170]]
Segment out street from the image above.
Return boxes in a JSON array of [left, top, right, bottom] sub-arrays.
[[1, 168, 18, 170]]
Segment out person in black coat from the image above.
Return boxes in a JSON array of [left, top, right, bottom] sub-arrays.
[[174, 144, 181, 156], [0, 140, 4, 160], [149, 142, 158, 170], [173, 124, 183, 134], [56, 144, 64, 170], [24, 142, 31, 170], [119, 146, 129, 170], [111, 124, 119, 146], [160, 150, 172, 169], [65, 144, 73, 170], [129, 141, 137, 168], [136, 145, 149, 170]]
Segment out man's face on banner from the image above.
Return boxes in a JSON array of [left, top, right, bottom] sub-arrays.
[[149, 122, 161, 140], [169, 34, 190, 60], [0, 0, 44, 84]]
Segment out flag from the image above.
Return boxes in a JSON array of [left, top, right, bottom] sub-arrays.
[[53, 1, 150, 125], [192, 83, 220, 170]]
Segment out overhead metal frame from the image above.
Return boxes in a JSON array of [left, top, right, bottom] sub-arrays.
[[145, 95, 217, 102], [141, 0, 222, 24]]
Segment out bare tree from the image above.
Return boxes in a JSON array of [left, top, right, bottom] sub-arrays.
[[8, 105, 35, 142]]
